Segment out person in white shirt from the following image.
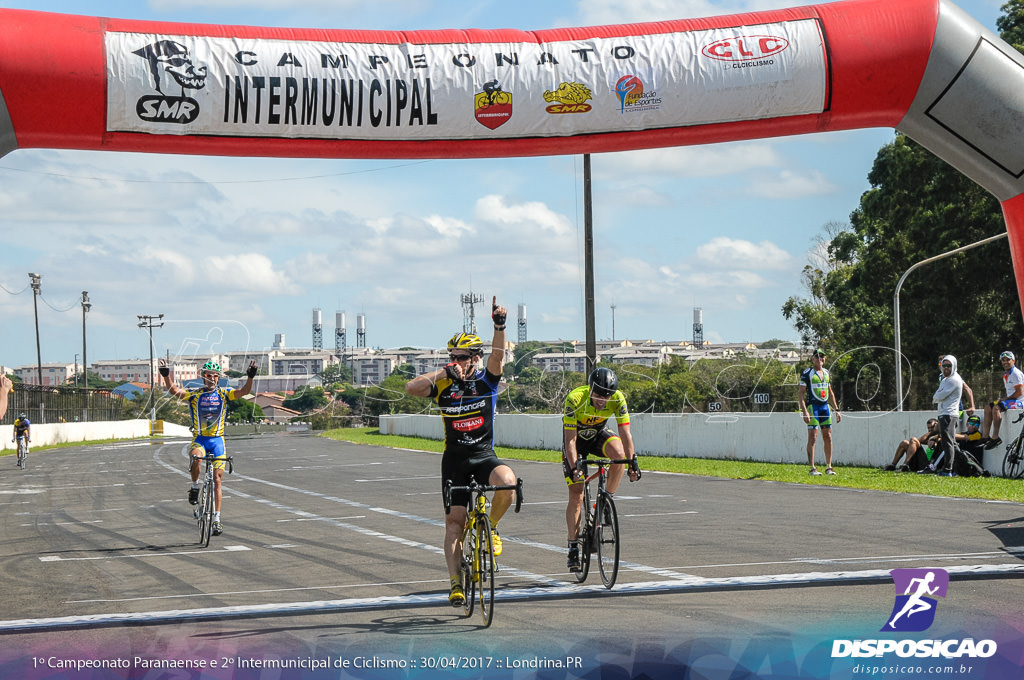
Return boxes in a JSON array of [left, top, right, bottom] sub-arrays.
[[982, 350, 1024, 449]]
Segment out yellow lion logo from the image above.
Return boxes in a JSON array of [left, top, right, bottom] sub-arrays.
[[543, 82, 593, 104]]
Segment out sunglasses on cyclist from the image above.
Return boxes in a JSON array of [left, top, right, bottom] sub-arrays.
[[449, 353, 474, 361]]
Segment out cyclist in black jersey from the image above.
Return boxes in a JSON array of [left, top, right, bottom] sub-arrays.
[[0, 374, 11, 420], [405, 297, 518, 608]]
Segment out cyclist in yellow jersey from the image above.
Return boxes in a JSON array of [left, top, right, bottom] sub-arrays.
[[562, 367, 639, 571], [160, 357, 257, 536]]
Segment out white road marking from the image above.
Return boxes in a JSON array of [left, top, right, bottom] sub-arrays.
[[5, 563, 1022, 632], [39, 545, 250, 562], [623, 511, 698, 517]]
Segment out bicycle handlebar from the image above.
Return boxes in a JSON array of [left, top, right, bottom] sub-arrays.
[[443, 478, 525, 514], [576, 456, 642, 480], [193, 453, 234, 474], [1014, 412, 1024, 425]]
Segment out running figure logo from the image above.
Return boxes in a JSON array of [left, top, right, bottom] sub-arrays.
[[881, 568, 949, 632]]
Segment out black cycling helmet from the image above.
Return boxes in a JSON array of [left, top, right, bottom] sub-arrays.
[[588, 367, 618, 398]]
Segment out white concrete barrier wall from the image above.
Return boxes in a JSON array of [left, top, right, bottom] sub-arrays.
[[381, 411, 1019, 477], [1, 419, 155, 449]]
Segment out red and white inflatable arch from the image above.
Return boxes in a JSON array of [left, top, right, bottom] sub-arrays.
[[1, 0, 1023, 312]]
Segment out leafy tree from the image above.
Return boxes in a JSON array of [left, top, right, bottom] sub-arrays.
[[282, 386, 329, 413], [227, 399, 264, 423], [320, 363, 353, 386]]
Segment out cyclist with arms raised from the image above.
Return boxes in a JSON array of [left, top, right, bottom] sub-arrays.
[[405, 297, 518, 608], [160, 358, 257, 536], [563, 367, 639, 571]]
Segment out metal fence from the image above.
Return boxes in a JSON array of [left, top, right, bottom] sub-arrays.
[[1, 383, 129, 425]]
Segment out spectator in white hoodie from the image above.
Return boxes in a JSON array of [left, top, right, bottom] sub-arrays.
[[932, 355, 964, 476]]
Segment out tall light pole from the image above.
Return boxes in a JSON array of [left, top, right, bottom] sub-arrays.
[[893, 232, 1006, 410], [583, 154, 596, 374], [138, 314, 164, 420], [29, 273, 42, 386], [81, 291, 91, 390]]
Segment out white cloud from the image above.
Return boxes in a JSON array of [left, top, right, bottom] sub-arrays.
[[747, 170, 837, 199], [474, 194, 574, 237], [601, 143, 782, 179], [694, 237, 794, 271], [578, 0, 800, 25], [203, 253, 299, 294]]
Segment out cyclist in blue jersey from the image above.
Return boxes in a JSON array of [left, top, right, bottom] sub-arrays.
[[160, 357, 257, 536], [797, 348, 842, 476], [405, 297, 517, 608]]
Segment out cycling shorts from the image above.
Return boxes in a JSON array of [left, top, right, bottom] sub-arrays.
[[996, 399, 1024, 412], [807, 403, 833, 429], [441, 450, 504, 512], [190, 435, 228, 470], [562, 429, 620, 485]]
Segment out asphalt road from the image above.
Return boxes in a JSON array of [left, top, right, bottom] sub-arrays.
[[0, 432, 1022, 679]]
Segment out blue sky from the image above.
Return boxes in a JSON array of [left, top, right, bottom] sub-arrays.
[[0, 0, 1008, 370]]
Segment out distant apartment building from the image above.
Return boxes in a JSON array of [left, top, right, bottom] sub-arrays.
[[14, 363, 75, 386], [530, 351, 591, 373], [270, 351, 336, 377]]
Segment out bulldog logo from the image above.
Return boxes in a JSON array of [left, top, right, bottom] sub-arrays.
[[132, 39, 208, 124]]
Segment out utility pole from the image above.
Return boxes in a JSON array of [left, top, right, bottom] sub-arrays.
[[583, 154, 596, 374], [29, 273, 42, 386], [137, 314, 164, 420], [81, 292, 91, 390]]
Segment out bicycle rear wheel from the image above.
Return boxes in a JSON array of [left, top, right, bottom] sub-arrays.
[[460, 525, 476, 618], [596, 492, 620, 589], [477, 514, 495, 627], [1003, 438, 1024, 479]]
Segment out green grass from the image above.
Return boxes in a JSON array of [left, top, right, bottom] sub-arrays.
[[322, 428, 1024, 503], [0, 436, 157, 457]]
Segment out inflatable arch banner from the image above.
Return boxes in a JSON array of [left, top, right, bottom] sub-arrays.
[[1, 0, 1024, 312]]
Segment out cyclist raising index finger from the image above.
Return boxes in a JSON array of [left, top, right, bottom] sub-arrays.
[[562, 367, 638, 571], [405, 296, 518, 608], [160, 357, 257, 536]]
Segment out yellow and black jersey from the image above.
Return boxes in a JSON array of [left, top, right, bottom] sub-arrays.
[[562, 385, 630, 439], [430, 369, 501, 457]]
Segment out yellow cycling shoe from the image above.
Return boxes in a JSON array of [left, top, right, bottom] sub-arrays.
[[490, 528, 503, 556], [448, 584, 465, 607]]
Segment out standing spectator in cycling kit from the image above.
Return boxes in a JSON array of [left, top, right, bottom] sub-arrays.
[[404, 297, 517, 608], [562, 366, 639, 572], [797, 348, 841, 476], [160, 357, 257, 536], [12, 411, 30, 460], [982, 350, 1024, 449], [0, 374, 12, 420]]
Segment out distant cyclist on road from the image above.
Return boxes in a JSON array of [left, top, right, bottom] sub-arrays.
[[12, 411, 30, 462], [160, 358, 257, 536], [404, 297, 518, 608], [562, 367, 639, 572]]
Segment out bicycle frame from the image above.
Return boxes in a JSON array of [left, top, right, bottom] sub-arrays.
[[194, 454, 232, 547], [572, 456, 640, 589], [1003, 413, 1024, 479], [443, 477, 524, 627], [15, 435, 28, 469]]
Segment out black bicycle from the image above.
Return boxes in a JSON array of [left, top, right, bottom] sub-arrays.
[[572, 457, 640, 589], [193, 453, 233, 547], [443, 477, 524, 627], [1003, 413, 1024, 479]]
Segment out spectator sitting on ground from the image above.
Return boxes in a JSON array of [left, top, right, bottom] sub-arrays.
[[885, 418, 940, 472]]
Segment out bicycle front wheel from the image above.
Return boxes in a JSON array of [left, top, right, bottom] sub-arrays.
[[596, 492, 620, 589], [197, 483, 213, 547], [1004, 438, 1024, 479], [17, 441, 26, 469], [573, 486, 592, 583], [460, 525, 476, 618], [476, 514, 495, 627]]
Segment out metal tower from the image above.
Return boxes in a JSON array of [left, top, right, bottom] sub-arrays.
[[461, 291, 484, 334], [356, 313, 367, 348], [517, 304, 527, 344], [693, 307, 704, 347], [335, 311, 346, 354], [312, 308, 323, 350]]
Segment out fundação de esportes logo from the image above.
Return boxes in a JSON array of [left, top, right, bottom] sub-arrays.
[[831, 568, 998, 660], [132, 39, 208, 124]]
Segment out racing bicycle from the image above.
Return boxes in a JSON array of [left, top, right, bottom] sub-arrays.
[[572, 456, 640, 589], [443, 477, 524, 627], [194, 453, 233, 547], [14, 435, 28, 470], [1002, 413, 1024, 479]]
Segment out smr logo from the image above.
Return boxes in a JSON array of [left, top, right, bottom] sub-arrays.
[[881, 568, 949, 632], [132, 40, 207, 124]]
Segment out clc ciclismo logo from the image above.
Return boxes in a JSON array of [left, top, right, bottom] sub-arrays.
[[831, 568, 997, 660]]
